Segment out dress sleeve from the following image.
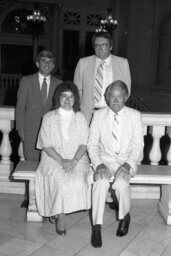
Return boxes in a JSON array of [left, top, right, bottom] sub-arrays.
[[36, 114, 53, 149]]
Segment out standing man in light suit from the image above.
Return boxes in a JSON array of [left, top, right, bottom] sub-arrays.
[[74, 31, 131, 125], [16, 50, 62, 207], [87, 80, 144, 248]]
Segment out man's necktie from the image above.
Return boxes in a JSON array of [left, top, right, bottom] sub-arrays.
[[42, 77, 47, 104], [112, 114, 119, 154], [94, 62, 105, 103]]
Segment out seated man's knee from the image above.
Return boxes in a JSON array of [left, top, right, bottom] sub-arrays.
[[93, 178, 109, 191], [113, 178, 129, 193]]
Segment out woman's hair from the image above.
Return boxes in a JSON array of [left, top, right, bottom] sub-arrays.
[[104, 80, 129, 104], [92, 31, 113, 48], [51, 81, 80, 112]]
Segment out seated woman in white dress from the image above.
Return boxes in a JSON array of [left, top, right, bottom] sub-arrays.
[[35, 81, 92, 235]]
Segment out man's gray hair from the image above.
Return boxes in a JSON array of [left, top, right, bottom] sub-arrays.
[[104, 80, 129, 104]]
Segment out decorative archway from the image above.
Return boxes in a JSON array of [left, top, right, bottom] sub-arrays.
[[0, 8, 46, 75], [2, 9, 32, 34]]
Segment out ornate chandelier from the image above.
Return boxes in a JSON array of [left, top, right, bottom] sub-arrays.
[[27, 6, 46, 24], [26, 5, 46, 39], [96, 8, 117, 34]]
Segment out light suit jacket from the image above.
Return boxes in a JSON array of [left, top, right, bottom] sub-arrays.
[[74, 54, 131, 124], [87, 106, 144, 177], [16, 73, 62, 151]]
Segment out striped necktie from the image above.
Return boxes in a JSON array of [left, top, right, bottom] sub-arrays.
[[42, 77, 47, 104], [112, 113, 119, 154], [94, 61, 105, 103]]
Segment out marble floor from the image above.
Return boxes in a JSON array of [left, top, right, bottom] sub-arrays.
[[0, 194, 171, 256]]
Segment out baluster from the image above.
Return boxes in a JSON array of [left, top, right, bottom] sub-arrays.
[[8, 77, 10, 89], [149, 125, 165, 165], [139, 125, 148, 164], [138, 149, 144, 165], [18, 141, 25, 161], [166, 127, 171, 165], [0, 127, 12, 164]]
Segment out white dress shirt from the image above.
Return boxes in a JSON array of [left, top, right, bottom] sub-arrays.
[[94, 54, 113, 108]]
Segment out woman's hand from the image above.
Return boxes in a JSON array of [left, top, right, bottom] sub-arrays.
[[61, 158, 78, 172], [70, 158, 78, 169], [61, 159, 72, 172]]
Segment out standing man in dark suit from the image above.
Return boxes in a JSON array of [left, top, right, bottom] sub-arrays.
[[16, 50, 62, 207], [74, 31, 131, 125]]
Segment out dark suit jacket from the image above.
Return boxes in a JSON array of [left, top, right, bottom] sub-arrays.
[[16, 72, 62, 160]]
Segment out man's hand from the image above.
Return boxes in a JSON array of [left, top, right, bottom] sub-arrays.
[[115, 163, 131, 181], [94, 163, 110, 181]]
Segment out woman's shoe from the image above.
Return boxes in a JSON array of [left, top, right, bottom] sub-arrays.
[[49, 215, 57, 224], [56, 228, 66, 236], [55, 213, 66, 235]]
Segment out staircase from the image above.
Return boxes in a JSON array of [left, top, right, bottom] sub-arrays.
[[127, 94, 150, 112]]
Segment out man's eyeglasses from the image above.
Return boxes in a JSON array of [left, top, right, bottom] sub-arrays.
[[94, 43, 109, 49]]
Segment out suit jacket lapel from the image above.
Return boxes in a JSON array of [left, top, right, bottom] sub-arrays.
[[111, 55, 118, 80], [118, 108, 129, 154], [32, 73, 43, 105], [47, 76, 55, 103], [44, 76, 56, 112], [87, 56, 96, 95]]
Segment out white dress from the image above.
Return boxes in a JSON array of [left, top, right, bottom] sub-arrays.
[[35, 109, 92, 217]]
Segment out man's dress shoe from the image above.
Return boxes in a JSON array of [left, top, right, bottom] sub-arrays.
[[91, 225, 102, 248], [116, 213, 130, 237], [56, 228, 66, 236]]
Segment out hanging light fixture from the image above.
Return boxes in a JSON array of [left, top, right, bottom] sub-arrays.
[[96, 8, 117, 34], [26, 4, 47, 60], [27, 5, 46, 24], [26, 4, 47, 40]]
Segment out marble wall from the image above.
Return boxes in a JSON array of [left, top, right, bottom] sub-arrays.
[[116, 0, 171, 112]]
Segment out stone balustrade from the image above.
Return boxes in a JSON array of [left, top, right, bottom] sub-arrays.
[[0, 107, 14, 164], [0, 74, 21, 91], [0, 106, 24, 193], [0, 74, 21, 106], [1, 107, 171, 194], [141, 112, 171, 165]]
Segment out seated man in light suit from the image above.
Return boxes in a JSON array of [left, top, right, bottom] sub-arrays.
[[87, 80, 144, 248]]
